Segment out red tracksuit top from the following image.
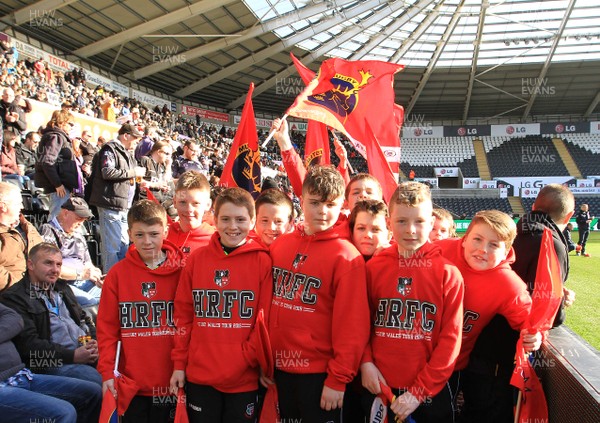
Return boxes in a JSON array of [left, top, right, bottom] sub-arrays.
[[268, 224, 369, 391], [363, 242, 464, 400], [172, 233, 272, 393], [97, 240, 184, 396], [167, 221, 215, 260], [438, 238, 532, 370]]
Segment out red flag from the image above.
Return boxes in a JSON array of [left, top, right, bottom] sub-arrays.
[[220, 83, 261, 198], [363, 120, 398, 203], [99, 390, 118, 423], [115, 372, 140, 415], [290, 53, 331, 168], [287, 58, 403, 165], [511, 228, 563, 422], [174, 388, 189, 423]]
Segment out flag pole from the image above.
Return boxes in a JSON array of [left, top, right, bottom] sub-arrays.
[[261, 113, 288, 148], [114, 340, 121, 375]]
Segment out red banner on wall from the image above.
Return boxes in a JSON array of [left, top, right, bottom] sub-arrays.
[[181, 105, 229, 123]]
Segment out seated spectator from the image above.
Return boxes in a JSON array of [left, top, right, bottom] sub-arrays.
[[172, 140, 202, 179], [15, 131, 39, 177], [0, 182, 42, 292], [0, 302, 102, 422], [0, 242, 102, 386], [40, 197, 102, 307], [1, 130, 29, 185], [1, 87, 27, 137], [563, 222, 578, 253], [139, 140, 176, 218]]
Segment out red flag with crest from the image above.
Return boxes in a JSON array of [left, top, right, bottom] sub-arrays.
[[220, 83, 262, 198], [287, 57, 404, 176], [290, 53, 331, 168], [511, 228, 563, 423]]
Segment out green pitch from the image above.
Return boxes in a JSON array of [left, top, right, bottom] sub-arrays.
[[564, 231, 600, 351]]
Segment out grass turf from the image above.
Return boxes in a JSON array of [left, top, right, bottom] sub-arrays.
[[563, 231, 600, 351]]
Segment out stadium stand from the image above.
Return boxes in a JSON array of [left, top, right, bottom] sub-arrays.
[[433, 197, 513, 219], [483, 135, 570, 177], [561, 134, 600, 178], [399, 137, 480, 177]]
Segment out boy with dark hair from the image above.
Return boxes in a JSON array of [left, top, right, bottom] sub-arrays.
[[361, 182, 464, 423], [170, 187, 272, 422], [167, 170, 214, 258], [344, 173, 384, 211], [252, 188, 294, 247], [268, 165, 370, 422], [97, 199, 185, 422]]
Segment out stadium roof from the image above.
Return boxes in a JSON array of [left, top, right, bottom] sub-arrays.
[[1, 0, 600, 122]]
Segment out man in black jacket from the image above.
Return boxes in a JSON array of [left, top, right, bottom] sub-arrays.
[[88, 123, 145, 272], [575, 203, 593, 257], [0, 302, 101, 421], [0, 242, 102, 386], [0, 87, 27, 137]]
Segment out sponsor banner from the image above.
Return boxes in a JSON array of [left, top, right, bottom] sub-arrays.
[[46, 53, 75, 73], [590, 122, 600, 134], [13, 39, 48, 62], [576, 179, 594, 188], [520, 187, 540, 198], [540, 122, 590, 135], [288, 121, 307, 132], [479, 180, 497, 189], [131, 89, 170, 109], [491, 123, 540, 137], [234, 115, 273, 128], [571, 187, 600, 195], [443, 125, 491, 137], [434, 167, 459, 177], [181, 105, 229, 123], [27, 98, 120, 141], [401, 125, 444, 139], [86, 70, 129, 97], [462, 178, 481, 188], [494, 176, 577, 189], [415, 178, 438, 188], [500, 187, 508, 198]]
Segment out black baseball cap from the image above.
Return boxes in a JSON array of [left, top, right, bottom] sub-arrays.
[[62, 197, 94, 219], [118, 123, 143, 138]]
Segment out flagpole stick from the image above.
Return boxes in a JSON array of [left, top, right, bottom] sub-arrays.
[[114, 340, 121, 375], [261, 113, 288, 149]]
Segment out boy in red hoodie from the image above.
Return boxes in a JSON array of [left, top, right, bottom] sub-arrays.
[[251, 188, 294, 247], [167, 170, 214, 258], [170, 187, 272, 422], [361, 182, 464, 423], [268, 165, 370, 423], [97, 199, 186, 422], [437, 210, 542, 421]]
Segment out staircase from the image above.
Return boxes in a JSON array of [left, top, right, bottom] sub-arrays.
[[552, 138, 582, 179], [473, 139, 491, 179], [508, 196, 526, 217]]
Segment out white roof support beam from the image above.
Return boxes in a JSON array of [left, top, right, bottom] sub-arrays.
[[462, 1, 488, 123], [225, 0, 409, 109], [6, 0, 79, 26], [406, 0, 466, 116], [521, 0, 576, 119], [175, 0, 393, 98], [389, 0, 444, 64], [127, 0, 358, 80], [584, 90, 600, 118], [74, 0, 236, 58], [350, 0, 437, 61]]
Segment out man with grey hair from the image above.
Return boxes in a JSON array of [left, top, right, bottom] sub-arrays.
[[0, 182, 42, 291], [0, 87, 27, 136]]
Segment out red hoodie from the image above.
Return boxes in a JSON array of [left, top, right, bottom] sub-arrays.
[[268, 224, 369, 391], [438, 238, 532, 370], [172, 233, 272, 393], [97, 240, 184, 396], [167, 221, 215, 260], [363, 242, 464, 400]]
